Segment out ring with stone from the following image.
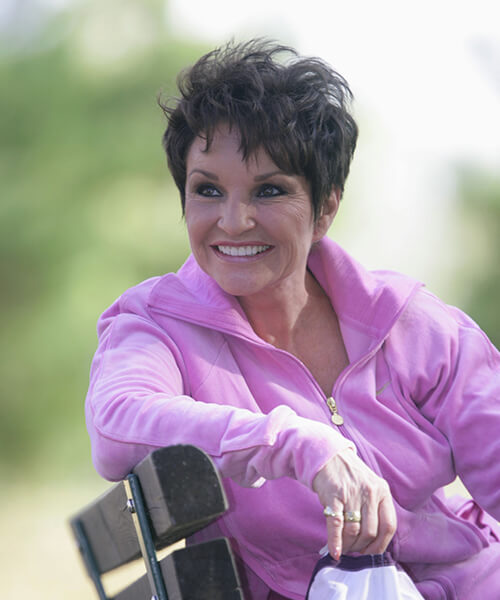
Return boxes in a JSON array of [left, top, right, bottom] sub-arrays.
[[323, 506, 339, 518], [344, 510, 362, 523]]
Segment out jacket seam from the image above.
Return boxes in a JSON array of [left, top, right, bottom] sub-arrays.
[[192, 338, 231, 396]]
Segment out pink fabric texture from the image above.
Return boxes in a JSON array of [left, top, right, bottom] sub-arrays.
[[86, 237, 500, 599]]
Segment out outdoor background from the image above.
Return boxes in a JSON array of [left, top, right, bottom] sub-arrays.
[[1, 0, 499, 597]]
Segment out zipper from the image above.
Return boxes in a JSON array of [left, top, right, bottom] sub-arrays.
[[151, 303, 355, 428], [328, 342, 393, 476], [150, 303, 380, 449], [150, 303, 391, 478], [326, 396, 344, 426]]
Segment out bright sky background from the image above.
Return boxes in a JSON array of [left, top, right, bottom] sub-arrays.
[[168, 0, 500, 297], [4, 0, 499, 297]]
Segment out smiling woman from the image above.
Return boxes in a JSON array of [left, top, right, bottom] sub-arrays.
[[184, 124, 335, 302], [84, 39, 500, 600], [183, 123, 348, 398]]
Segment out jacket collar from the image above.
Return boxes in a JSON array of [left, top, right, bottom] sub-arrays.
[[147, 237, 422, 348]]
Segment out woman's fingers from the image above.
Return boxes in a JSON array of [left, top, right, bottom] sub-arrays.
[[341, 508, 362, 553], [359, 493, 397, 555], [326, 497, 395, 557], [313, 450, 397, 558], [324, 500, 345, 559], [343, 504, 370, 553]]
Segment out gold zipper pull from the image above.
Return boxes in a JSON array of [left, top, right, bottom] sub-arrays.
[[326, 396, 344, 426]]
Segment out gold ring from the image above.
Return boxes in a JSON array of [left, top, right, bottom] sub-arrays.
[[344, 510, 362, 523], [323, 506, 339, 518]]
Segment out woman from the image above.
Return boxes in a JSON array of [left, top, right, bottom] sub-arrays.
[[86, 40, 500, 599]]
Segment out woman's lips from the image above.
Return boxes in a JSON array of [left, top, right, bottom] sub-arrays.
[[216, 244, 271, 257], [211, 243, 274, 259]]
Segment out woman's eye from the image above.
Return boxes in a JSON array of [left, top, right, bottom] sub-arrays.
[[257, 184, 285, 198], [196, 184, 221, 197]]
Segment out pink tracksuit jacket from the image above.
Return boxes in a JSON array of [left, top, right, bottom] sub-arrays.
[[86, 237, 500, 599]]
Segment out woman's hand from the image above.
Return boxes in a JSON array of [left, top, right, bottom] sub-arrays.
[[312, 448, 396, 559]]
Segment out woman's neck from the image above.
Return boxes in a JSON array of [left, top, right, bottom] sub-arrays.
[[237, 270, 328, 350]]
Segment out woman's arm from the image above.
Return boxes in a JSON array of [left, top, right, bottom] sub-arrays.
[[423, 319, 500, 520], [388, 290, 500, 521], [87, 298, 397, 558], [86, 310, 355, 488]]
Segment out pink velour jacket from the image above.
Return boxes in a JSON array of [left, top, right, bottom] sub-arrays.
[[86, 237, 500, 600]]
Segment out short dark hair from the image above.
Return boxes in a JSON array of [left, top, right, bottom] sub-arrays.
[[159, 39, 358, 220]]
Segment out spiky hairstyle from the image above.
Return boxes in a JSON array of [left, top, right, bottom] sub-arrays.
[[159, 39, 358, 220]]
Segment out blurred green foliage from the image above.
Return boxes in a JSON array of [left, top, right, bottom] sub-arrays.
[[455, 167, 500, 349], [0, 1, 206, 476]]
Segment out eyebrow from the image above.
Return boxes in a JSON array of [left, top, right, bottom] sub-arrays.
[[188, 169, 286, 182], [253, 170, 285, 181], [188, 168, 219, 180]]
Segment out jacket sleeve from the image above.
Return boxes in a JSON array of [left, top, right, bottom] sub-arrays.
[[394, 290, 500, 520], [85, 303, 355, 487]]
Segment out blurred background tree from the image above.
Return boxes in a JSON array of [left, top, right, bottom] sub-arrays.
[[0, 0, 205, 478], [455, 167, 500, 348]]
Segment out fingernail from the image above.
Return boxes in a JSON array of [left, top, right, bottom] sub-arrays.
[[334, 546, 341, 560]]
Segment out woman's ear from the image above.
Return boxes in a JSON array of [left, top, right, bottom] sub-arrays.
[[313, 188, 341, 241]]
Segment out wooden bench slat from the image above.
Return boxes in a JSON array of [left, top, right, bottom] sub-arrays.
[[114, 539, 244, 600], [71, 481, 140, 574], [70, 445, 228, 574], [133, 445, 228, 547]]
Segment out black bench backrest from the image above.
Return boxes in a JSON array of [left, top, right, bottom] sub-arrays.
[[70, 445, 244, 599]]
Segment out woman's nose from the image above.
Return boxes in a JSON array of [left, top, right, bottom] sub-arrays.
[[217, 197, 256, 235]]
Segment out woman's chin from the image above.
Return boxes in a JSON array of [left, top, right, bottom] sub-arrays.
[[215, 277, 268, 299]]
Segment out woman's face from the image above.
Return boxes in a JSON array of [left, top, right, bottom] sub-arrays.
[[184, 125, 336, 299]]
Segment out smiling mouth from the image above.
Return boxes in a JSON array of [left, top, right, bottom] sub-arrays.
[[215, 245, 271, 257]]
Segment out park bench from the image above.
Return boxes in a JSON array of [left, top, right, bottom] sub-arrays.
[[70, 444, 244, 599]]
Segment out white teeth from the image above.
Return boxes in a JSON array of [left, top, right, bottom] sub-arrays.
[[217, 245, 270, 257]]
